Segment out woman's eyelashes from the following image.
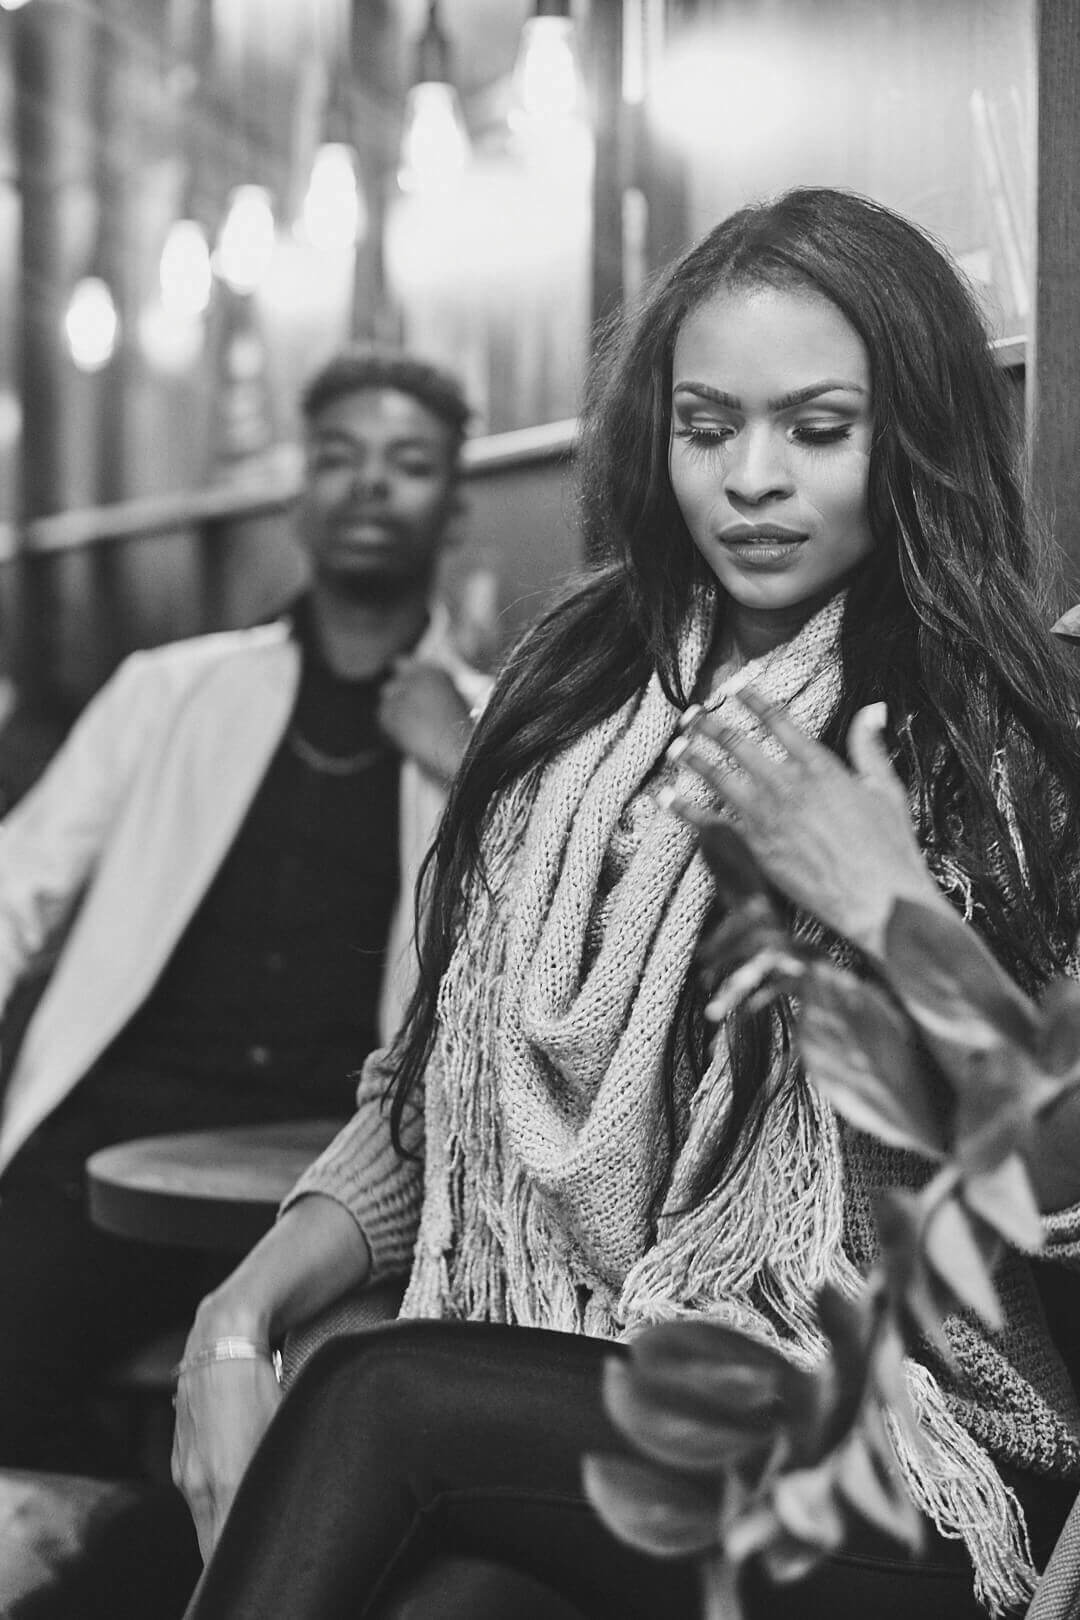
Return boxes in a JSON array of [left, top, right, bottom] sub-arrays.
[[791, 422, 853, 447], [671, 423, 733, 452], [671, 419, 854, 453]]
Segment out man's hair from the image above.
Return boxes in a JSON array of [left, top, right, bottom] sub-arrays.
[[299, 346, 471, 456]]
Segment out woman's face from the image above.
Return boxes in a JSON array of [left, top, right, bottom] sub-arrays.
[[669, 282, 875, 631]]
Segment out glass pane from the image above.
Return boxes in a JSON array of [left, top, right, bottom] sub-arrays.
[[649, 0, 1034, 343]]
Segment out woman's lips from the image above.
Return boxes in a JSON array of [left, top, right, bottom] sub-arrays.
[[718, 524, 807, 543], [718, 528, 808, 567]]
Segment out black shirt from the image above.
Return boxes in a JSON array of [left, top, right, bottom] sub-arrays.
[[106, 603, 402, 1111]]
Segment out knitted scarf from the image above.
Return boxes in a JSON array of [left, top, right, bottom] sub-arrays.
[[401, 588, 1036, 1616]]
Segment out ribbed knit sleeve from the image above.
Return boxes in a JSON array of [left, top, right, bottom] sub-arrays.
[[1041, 1200, 1080, 1265], [280, 1050, 424, 1282]]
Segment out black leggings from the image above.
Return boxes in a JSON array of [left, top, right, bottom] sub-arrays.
[[185, 1320, 992, 1620]]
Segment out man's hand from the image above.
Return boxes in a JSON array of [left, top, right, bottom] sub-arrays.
[[378, 660, 473, 786]]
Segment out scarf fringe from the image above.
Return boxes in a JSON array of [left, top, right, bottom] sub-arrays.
[[618, 1046, 861, 1358], [889, 1360, 1037, 1617]]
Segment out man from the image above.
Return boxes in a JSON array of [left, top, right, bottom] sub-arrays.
[[0, 347, 486, 1475]]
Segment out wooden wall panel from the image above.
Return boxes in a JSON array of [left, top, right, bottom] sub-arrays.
[[1030, 0, 1080, 600]]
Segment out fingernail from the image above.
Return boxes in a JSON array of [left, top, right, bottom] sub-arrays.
[[666, 734, 692, 763], [863, 701, 888, 729], [677, 702, 705, 734]]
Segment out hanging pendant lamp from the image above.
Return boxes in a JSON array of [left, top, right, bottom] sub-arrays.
[[397, 0, 471, 195]]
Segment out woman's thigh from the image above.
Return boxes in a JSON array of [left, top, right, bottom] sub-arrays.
[[186, 1319, 984, 1620], [186, 1320, 698, 1620]]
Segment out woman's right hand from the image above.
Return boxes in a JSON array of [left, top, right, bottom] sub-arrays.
[[168, 1195, 374, 1561], [172, 1341, 283, 1562]]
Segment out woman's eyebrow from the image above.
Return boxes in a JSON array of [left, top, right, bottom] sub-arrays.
[[672, 380, 868, 410]]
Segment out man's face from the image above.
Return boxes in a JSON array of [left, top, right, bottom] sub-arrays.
[[297, 387, 459, 595]]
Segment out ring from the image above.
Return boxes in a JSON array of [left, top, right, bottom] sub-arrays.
[[676, 702, 706, 735]]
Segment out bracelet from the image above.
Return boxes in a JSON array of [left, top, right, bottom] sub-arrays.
[[173, 1336, 277, 1382]]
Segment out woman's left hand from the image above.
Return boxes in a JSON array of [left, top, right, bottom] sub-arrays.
[[664, 692, 950, 957]]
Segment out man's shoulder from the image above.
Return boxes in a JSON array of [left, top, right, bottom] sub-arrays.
[[120, 621, 293, 684]]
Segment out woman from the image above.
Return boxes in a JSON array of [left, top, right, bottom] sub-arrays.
[[173, 188, 1080, 1620]]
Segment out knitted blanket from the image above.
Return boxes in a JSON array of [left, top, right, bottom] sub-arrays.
[[399, 588, 1037, 1616]]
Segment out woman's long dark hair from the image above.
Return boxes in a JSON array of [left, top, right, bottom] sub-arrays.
[[387, 187, 1080, 1178]]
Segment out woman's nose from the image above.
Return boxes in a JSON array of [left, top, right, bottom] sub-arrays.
[[722, 428, 793, 506]]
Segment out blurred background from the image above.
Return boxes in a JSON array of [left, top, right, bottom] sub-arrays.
[[0, 0, 1075, 749]]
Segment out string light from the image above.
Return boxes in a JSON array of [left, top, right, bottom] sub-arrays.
[[64, 276, 120, 372], [398, 2, 471, 196], [298, 142, 368, 249], [214, 184, 276, 294], [297, 6, 368, 251], [159, 217, 213, 316], [508, 2, 590, 178], [510, 5, 585, 132]]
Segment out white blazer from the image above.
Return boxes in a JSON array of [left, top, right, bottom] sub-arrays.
[[0, 609, 485, 1172]]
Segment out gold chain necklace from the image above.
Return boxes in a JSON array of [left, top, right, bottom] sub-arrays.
[[285, 728, 390, 777]]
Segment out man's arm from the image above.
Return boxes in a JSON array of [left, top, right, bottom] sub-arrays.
[[0, 654, 159, 1018]]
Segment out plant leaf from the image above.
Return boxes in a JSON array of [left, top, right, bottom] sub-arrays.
[[813, 1285, 877, 1450], [603, 1358, 779, 1474], [951, 1045, 1062, 1175], [1036, 977, 1080, 1080], [863, 1314, 915, 1421], [962, 1152, 1044, 1251], [582, 1454, 721, 1558], [799, 964, 946, 1157], [722, 1501, 782, 1567], [835, 1431, 924, 1551], [1051, 604, 1080, 638], [609, 1324, 817, 1471], [922, 1198, 1003, 1330], [872, 1186, 927, 1287], [697, 900, 790, 980], [883, 900, 1039, 1058], [772, 1465, 847, 1552], [704, 947, 803, 1023], [759, 1533, 825, 1584], [630, 1319, 802, 1395], [700, 1552, 747, 1620], [873, 1187, 955, 1361]]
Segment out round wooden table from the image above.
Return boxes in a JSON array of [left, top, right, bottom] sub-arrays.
[[86, 1118, 345, 1252]]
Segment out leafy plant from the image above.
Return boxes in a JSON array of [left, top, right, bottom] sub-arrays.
[[584, 822, 1080, 1619]]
